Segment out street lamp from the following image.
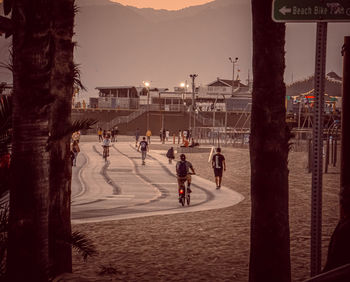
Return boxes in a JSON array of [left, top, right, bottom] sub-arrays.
[[143, 81, 150, 130], [181, 81, 190, 127], [229, 57, 238, 97], [189, 74, 198, 139]]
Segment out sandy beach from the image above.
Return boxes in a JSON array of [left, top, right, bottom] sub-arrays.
[[70, 139, 340, 281]]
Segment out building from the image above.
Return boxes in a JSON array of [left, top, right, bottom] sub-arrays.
[[93, 86, 141, 109], [197, 78, 251, 112], [88, 77, 254, 112], [285, 72, 342, 113]]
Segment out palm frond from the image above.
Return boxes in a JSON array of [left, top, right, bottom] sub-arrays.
[[0, 60, 13, 73], [71, 119, 97, 133], [0, 204, 8, 277], [71, 231, 97, 262], [48, 119, 97, 143], [73, 63, 86, 92], [0, 96, 12, 136]]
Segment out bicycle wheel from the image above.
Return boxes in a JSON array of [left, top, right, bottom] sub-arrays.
[[180, 196, 185, 206], [103, 149, 107, 162], [186, 194, 190, 205]]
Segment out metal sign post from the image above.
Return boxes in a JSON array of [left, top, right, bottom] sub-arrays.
[[272, 2, 350, 276], [311, 22, 327, 276]]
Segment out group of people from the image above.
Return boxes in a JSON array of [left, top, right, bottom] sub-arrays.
[[134, 128, 152, 148], [135, 128, 199, 149], [98, 127, 118, 143], [174, 147, 226, 191], [173, 146, 226, 202], [75, 127, 226, 192]]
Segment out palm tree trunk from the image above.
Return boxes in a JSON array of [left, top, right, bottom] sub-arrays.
[[7, 1, 53, 280], [249, 1, 291, 281], [323, 36, 350, 272], [48, 0, 75, 276]]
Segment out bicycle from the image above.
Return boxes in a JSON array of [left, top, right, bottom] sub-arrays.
[[177, 173, 194, 206]]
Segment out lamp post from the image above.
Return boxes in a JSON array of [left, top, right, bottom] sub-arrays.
[[190, 74, 198, 139], [144, 81, 150, 130], [181, 82, 190, 129], [180, 82, 187, 113], [223, 94, 228, 145], [229, 57, 238, 97], [212, 94, 219, 145]]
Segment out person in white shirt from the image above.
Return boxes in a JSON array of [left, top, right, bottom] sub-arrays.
[[102, 134, 111, 157]]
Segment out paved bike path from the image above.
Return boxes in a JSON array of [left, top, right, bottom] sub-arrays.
[[71, 142, 244, 224]]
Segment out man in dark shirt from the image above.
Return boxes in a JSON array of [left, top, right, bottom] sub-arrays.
[[137, 137, 149, 165], [211, 147, 226, 189]]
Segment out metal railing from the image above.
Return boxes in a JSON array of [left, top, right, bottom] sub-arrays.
[[195, 112, 224, 127], [304, 263, 350, 281], [109, 108, 147, 127]]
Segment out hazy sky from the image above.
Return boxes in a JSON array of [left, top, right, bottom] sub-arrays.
[[112, 0, 214, 10]]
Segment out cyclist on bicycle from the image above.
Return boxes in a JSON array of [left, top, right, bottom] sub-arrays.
[[176, 154, 196, 194], [102, 133, 111, 157]]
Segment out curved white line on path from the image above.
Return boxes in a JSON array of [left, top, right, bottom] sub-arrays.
[[71, 142, 245, 224]]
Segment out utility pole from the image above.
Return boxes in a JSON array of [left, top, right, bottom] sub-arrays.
[[143, 81, 150, 131], [229, 57, 238, 96], [341, 36, 350, 219], [190, 74, 198, 139]]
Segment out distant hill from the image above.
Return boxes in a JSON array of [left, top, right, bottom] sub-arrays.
[[0, 0, 349, 99], [72, 0, 252, 96]]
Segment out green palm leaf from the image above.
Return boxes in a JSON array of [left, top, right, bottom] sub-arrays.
[[71, 231, 97, 262]]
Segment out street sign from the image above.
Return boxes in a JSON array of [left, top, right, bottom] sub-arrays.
[[272, 0, 350, 22]]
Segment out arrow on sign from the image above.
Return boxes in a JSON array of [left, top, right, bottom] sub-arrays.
[[279, 6, 292, 15]]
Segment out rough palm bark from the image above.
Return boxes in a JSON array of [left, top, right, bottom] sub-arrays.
[[249, 0, 291, 281], [323, 36, 350, 273], [48, 0, 75, 276], [7, 0, 53, 280]]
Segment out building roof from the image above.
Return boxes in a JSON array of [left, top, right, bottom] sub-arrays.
[[95, 86, 136, 90], [207, 78, 247, 88], [286, 72, 342, 97]]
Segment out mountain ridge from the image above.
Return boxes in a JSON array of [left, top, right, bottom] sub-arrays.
[[0, 0, 349, 98]]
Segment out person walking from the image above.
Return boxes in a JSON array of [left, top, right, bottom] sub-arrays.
[[138, 137, 149, 165], [113, 126, 119, 142], [111, 128, 115, 142], [211, 147, 226, 189], [135, 127, 140, 148], [146, 129, 152, 144], [71, 140, 80, 166], [166, 147, 175, 164], [97, 127, 103, 142], [165, 130, 170, 141], [72, 131, 80, 143], [162, 128, 166, 144]]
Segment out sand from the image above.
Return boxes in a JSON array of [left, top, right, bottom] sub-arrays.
[[69, 141, 340, 282]]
